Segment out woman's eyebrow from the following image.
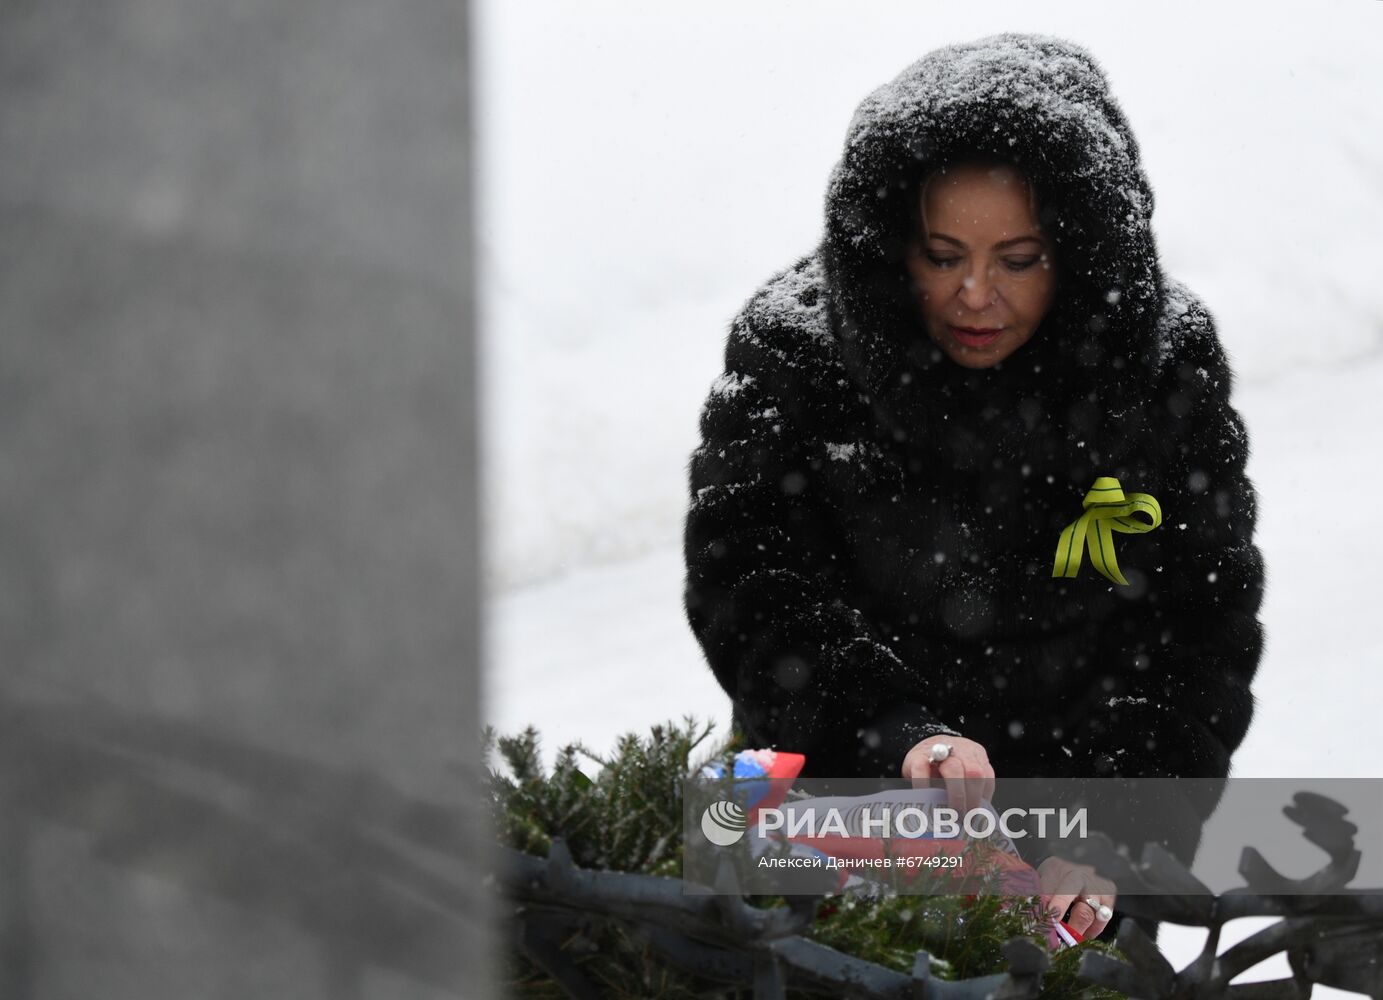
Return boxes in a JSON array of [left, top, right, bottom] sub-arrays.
[[926, 232, 1046, 249]]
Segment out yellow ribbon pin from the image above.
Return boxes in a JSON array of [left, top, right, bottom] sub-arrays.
[[1052, 477, 1162, 586]]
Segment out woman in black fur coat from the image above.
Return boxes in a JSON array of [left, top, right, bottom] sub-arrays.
[[682, 33, 1264, 940]]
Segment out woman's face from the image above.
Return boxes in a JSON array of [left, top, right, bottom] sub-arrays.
[[904, 162, 1057, 370]]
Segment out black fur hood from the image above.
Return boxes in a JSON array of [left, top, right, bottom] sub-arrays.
[[820, 33, 1169, 467]]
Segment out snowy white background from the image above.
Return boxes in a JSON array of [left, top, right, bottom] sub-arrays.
[[475, 1, 1383, 988]]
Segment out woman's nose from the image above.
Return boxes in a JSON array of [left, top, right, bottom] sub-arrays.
[[958, 263, 998, 312]]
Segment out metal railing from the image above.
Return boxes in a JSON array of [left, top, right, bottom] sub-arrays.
[[500, 791, 1383, 999]]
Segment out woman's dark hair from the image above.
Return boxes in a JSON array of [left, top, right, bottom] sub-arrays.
[[909, 153, 1048, 246]]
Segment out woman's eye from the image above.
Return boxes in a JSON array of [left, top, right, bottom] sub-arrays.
[[1003, 257, 1039, 272], [926, 254, 960, 268]]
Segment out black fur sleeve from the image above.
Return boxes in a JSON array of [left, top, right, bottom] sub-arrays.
[[683, 295, 958, 771]]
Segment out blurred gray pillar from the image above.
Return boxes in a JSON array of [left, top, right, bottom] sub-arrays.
[[0, 2, 489, 998]]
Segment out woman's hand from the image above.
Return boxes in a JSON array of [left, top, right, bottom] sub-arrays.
[[900, 735, 995, 819], [1038, 856, 1117, 940]]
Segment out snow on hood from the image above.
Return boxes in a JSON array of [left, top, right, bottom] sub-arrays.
[[820, 33, 1165, 397]]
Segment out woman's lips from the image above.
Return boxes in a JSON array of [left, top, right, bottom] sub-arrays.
[[951, 325, 1004, 348]]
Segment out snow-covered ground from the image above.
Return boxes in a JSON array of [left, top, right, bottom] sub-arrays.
[[476, 1, 1383, 990]]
